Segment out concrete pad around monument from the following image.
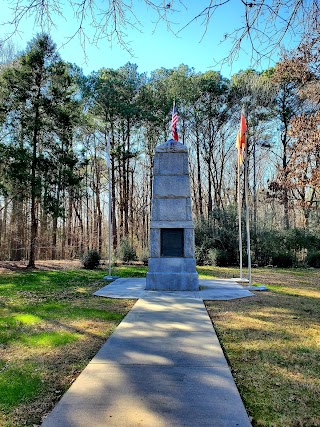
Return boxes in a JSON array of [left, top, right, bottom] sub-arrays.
[[94, 277, 254, 301], [94, 278, 146, 299], [41, 364, 251, 427]]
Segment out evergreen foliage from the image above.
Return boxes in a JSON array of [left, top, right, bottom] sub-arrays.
[[118, 239, 137, 263], [195, 209, 320, 267], [194, 207, 238, 266], [81, 249, 101, 269], [305, 252, 320, 268]]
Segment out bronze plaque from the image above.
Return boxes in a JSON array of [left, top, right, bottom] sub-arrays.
[[161, 228, 184, 257]]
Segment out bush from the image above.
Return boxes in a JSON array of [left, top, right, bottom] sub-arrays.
[[194, 208, 320, 267], [118, 239, 136, 263], [81, 249, 101, 269], [305, 251, 320, 268], [216, 248, 238, 267], [195, 244, 210, 266], [271, 252, 295, 268], [139, 250, 149, 266], [194, 208, 239, 267]]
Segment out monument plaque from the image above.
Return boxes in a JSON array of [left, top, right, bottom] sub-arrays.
[[146, 139, 199, 291], [161, 228, 184, 257]]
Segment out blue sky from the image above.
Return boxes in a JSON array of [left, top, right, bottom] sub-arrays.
[[1, 0, 294, 77]]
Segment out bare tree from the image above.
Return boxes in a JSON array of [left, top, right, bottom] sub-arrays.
[[2, 0, 319, 64]]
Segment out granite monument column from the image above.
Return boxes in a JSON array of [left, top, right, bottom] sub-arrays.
[[146, 139, 199, 291]]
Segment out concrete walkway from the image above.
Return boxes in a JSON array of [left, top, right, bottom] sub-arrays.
[[41, 281, 254, 427]]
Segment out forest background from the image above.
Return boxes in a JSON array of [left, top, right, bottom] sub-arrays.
[[0, 29, 319, 269]]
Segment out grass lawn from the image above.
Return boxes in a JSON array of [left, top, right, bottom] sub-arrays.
[[0, 267, 138, 427], [0, 264, 319, 426], [202, 266, 320, 427]]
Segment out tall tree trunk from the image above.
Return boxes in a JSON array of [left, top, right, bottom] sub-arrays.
[[195, 128, 203, 216], [67, 193, 73, 257], [124, 119, 130, 237], [283, 189, 290, 230], [28, 103, 40, 268], [118, 156, 124, 240], [111, 130, 117, 251], [283, 142, 290, 230], [85, 163, 90, 250], [73, 200, 84, 255], [96, 181, 102, 255], [28, 183, 38, 267], [61, 214, 66, 259], [52, 216, 58, 260], [0, 196, 9, 259], [208, 159, 213, 216], [130, 168, 134, 244]]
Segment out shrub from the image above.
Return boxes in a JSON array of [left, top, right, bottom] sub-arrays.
[[305, 251, 320, 268], [194, 208, 239, 267], [271, 252, 295, 268], [194, 208, 320, 267], [81, 249, 101, 269], [139, 250, 149, 266], [207, 248, 218, 266], [195, 245, 210, 266], [216, 249, 238, 266], [118, 239, 136, 263], [286, 228, 320, 252]]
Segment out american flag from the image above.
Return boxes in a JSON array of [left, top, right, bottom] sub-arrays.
[[171, 103, 179, 141]]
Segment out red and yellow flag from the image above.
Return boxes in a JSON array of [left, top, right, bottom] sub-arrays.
[[236, 113, 247, 164]]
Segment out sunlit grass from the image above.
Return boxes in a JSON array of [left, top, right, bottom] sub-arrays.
[[112, 266, 148, 277], [0, 266, 135, 426], [22, 331, 81, 348], [12, 314, 42, 325], [0, 363, 44, 411]]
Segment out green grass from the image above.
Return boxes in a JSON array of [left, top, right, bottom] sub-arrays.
[[112, 265, 147, 277], [0, 266, 136, 426], [21, 331, 81, 348], [0, 363, 44, 411], [1, 263, 319, 426]]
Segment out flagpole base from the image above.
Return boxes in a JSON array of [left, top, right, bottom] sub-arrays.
[[102, 276, 120, 281], [231, 277, 250, 284], [247, 285, 268, 291]]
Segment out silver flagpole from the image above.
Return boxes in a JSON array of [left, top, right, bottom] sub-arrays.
[[108, 138, 112, 278], [237, 149, 243, 279], [244, 126, 252, 285], [103, 133, 118, 281]]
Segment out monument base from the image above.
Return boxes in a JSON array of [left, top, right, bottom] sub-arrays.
[[146, 257, 199, 291]]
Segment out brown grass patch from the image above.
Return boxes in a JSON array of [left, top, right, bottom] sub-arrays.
[[205, 268, 320, 427]]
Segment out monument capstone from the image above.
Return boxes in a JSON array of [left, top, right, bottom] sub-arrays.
[[146, 139, 199, 291]]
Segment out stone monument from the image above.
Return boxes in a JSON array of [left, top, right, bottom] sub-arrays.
[[146, 139, 199, 291]]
